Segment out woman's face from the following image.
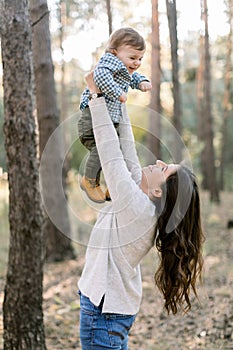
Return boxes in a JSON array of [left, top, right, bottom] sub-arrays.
[[141, 160, 179, 199]]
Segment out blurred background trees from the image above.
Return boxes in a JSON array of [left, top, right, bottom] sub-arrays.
[[0, 0, 233, 345], [28, 0, 233, 196], [148, 0, 161, 161], [30, 0, 76, 262], [197, 0, 219, 202], [220, 0, 233, 191], [1, 0, 232, 197], [166, 0, 182, 163]]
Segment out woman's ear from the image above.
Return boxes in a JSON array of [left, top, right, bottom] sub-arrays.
[[153, 188, 162, 198]]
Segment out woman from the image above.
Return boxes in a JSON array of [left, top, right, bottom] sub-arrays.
[[78, 73, 204, 349]]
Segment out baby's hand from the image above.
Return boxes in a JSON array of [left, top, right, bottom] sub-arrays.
[[139, 81, 152, 92], [119, 91, 127, 103]]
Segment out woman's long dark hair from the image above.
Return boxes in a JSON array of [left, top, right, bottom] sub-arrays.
[[154, 166, 205, 315]]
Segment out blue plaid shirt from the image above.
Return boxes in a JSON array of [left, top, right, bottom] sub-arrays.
[[80, 53, 149, 123]]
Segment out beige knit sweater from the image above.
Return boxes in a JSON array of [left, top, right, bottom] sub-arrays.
[[78, 98, 157, 314]]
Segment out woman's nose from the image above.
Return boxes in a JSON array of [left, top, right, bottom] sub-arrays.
[[156, 160, 167, 168]]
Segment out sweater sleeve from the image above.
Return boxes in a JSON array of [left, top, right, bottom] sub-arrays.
[[89, 98, 141, 203], [118, 103, 142, 185]]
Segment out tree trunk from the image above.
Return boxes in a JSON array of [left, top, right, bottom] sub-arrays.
[[166, 0, 182, 162], [219, 0, 233, 190], [59, 1, 68, 128], [201, 0, 219, 202], [1, 0, 46, 348], [196, 35, 209, 189], [30, 0, 76, 261], [106, 0, 113, 35], [148, 0, 161, 161], [58, 0, 71, 195]]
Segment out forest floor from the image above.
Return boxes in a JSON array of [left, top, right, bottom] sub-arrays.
[[1, 191, 233, 349]]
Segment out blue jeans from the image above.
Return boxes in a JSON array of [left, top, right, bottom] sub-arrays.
[[79, 292, 137, 349]]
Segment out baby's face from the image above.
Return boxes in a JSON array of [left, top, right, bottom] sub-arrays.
[[115, 45, 145, 74]]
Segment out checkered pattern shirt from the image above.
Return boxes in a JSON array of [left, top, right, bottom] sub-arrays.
[[80, 52, 149, 123]]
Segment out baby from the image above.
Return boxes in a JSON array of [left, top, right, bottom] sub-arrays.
[[78, 27, 152, 203]]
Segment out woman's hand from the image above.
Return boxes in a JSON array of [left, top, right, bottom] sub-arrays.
[[84, 71, 101, 93]]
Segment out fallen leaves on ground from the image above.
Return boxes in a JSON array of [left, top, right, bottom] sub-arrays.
[[1, 193, 233, 349]]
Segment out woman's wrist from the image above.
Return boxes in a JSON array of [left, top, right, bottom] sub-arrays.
[[89, 92, 104, 101]]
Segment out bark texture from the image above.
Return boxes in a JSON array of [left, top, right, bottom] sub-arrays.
[[30, 0, 76, 261], [1, 0, 46, 348]]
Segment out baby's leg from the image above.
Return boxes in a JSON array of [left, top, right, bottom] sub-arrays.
[[84, 141, 101, 180], [77, 107, 93, 145], [78, 110, 105, 202], [79, 138, 106, 203], [78, 107, 101, 179]]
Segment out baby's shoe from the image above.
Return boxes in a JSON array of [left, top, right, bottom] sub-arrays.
[[105, 189, 111, 201], [80, 176, 106, 203]]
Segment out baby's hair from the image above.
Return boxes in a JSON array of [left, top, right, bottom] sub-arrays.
[[105, 27, 146, 53]]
